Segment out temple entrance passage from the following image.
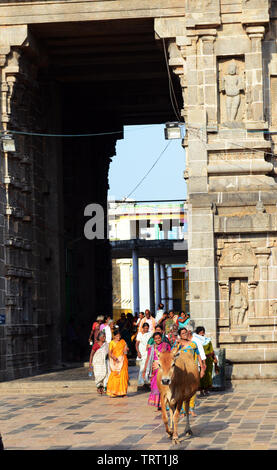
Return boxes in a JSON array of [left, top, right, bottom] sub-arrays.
[[1, 1, 277, 382]]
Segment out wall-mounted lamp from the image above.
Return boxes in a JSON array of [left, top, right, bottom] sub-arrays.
[[164, 122, 184, 140], [1, 134, 16, 152]]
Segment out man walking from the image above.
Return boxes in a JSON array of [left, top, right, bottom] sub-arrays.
[[139, 309, 156, 333], [155, 303, 164, 326]]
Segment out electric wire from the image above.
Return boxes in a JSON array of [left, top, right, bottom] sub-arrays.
[[162, 37, 183, 123], [0, 126, 158, 139], [2, 120, 276, 176], [4, 124, 275, 247], [123, 140, 173, 200]]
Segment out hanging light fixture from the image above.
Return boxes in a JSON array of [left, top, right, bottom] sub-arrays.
[[1, 134, 16, 152], [164, 122, 183, 140]]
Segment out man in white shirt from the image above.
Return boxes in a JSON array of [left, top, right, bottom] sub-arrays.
[[103, 320, 114, 344], [155, 303, 164, 326], [139, 309, 156, 333], [186, 321, 207, 365], [136, 323, 153, 387], [136, 312, 145, 328]]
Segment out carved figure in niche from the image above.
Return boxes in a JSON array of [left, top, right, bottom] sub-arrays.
[[256, 200, 266, 213], [221, 60, 244, 122], [229, 279, 248, 326]]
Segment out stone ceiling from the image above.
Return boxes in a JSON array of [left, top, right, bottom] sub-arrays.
[[30, 18, 183, 126]]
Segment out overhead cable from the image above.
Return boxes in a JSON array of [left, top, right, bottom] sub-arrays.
[[123, 140, 173, 200]]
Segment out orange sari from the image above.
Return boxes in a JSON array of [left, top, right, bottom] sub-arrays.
[[106, 339, 128, 397]]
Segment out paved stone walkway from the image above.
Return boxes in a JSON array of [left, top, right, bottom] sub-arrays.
[[1, 365, 277, 450]]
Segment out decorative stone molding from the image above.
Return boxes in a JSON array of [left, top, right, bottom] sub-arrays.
[[241, 0, 270, 26], [214, 213, 277, 232], [185, 0, 221, 28]]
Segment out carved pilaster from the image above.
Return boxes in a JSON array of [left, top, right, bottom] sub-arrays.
[[167, 40, 187, 120], [218, 280, 230, 327], [245, 25, 267, 127], [254, 247, 271, 317]]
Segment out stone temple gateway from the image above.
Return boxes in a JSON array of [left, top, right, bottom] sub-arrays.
[[0, 0, 276, 381]]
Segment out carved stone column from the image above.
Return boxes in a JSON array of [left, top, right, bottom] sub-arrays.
[[218, 280, 230, 327], [248, 280, 258, 319], [245, 26, 267, 127], [154, 18, 219, 342], [254, 247, 271, 317]]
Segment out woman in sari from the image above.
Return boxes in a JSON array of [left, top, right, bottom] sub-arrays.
[[147, 325, 170, 349], [136, 323, 153, 388], [88, 331, 109, 395], [167, 323, 179, 347], [142, 332, 171, 410], [106, 330, 129, 398], [172, 328, 205, 416], [195, 326, 219, 396], [176, 311, 190, 330]]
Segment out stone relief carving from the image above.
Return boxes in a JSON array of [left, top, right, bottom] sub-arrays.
[[218, 243, 257, 272], [220, 60, 245, 123], [217, 243, 257, 327], [218, 57, 245, 127], [256, 200, 266, 213], [217, 239, 277, 330], [229, 279, 248, 327]]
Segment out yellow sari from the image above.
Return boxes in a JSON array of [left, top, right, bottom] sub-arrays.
[[106, 339, 128, 397]]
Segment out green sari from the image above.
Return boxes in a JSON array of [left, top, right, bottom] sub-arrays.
[[200, 341, 215, 390]]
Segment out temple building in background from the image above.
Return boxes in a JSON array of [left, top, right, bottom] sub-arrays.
[[108, 200, 189, 321]]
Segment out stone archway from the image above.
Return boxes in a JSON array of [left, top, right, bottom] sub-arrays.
[[0, 0, 277, 381]]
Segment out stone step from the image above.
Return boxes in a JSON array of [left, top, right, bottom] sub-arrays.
[[0, 364, 141, 395]]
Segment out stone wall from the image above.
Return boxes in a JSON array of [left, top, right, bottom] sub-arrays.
[[155, 0, 277, 379], [0, 38, 118, 378], [0, 44, 62, 380], [0, 0, 277, 380]]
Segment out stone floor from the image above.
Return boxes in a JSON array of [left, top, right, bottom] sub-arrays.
[[0, 365, 277, 450]]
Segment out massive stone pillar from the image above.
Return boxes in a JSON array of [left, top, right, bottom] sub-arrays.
[[0, 26, 65, 379], [0, 26, 121, 378], [155, 0, 277, 379]]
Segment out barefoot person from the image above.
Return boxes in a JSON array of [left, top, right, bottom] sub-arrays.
[[136, 323, 152, 388], [88, 331, 109, 395], [142, 332, 171, 410], [195, 326, 219, 396], [106, 330, 129, 397]]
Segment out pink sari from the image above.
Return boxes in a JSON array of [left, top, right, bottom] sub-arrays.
[[147, 342, 171, 407]]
